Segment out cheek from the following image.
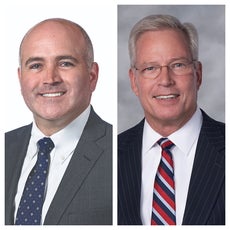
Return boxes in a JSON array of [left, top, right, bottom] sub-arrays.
[[188, 78, 200, 92], [180, 79, 199, 102], [70, 76, 90, 96], [19, 77, 40, 104], [138, 81, 154, 97], [133, 78, 150, 97], [20, 80, 34, 96]]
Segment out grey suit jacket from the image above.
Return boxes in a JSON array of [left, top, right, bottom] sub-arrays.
[[118, 110, 225, 225], [5, 107, 112, 225]]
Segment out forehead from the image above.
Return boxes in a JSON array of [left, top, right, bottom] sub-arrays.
[[135, 29, 191, 61], [20, 21, 85, 58], [137, 29, 189, 48]]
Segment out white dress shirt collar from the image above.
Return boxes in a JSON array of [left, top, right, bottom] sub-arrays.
[[29, 105, 91, 162], [141, 107, 203, 225], [169, 108, 203, 155], [143, 108, 203, 154]]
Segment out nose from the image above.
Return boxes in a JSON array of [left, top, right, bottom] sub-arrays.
[[43, 65, 62, 84], [157, 66, 174, 86]]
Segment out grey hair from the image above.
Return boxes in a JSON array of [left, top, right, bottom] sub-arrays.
[[19, 18, 94, 69], [128, 14, 198, 66]]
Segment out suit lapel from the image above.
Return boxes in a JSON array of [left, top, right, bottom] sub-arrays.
[[182, 112, 225, 224], [118, 120, 144, 225], [5, 124, 32, 224], [44, 108, 106, 224]]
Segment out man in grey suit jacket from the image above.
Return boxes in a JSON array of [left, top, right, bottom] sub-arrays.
[[118, 15, 225, 225], [5, 18, 112, 225]]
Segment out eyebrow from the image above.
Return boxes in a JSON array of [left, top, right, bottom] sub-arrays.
[[24, 55, 79, 67], [55, 55, 79, 63], [25, 57, 44, 67], [141, 57, 191, 66], [168, 57, 191, 62]]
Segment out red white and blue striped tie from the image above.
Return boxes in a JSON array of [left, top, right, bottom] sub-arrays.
[[151, 138, 176, 225]]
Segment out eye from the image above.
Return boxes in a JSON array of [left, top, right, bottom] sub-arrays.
[[171, 62, 187, 69], [59, 61, 75, 68], [29, 63, 42, 70], [143, 66, 158, 72]]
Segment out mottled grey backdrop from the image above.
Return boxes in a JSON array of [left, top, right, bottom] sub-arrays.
[[118, 5, 225, 133]]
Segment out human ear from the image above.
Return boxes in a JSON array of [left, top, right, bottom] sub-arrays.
[[89, 62, 99, 92], [129, 68, 139, 96]]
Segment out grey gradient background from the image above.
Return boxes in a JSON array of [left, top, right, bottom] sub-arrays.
[[118, 5, 225, 134]]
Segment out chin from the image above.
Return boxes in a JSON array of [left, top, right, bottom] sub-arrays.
[[36, 111, 65, 121], [152, 110, 181, 121]]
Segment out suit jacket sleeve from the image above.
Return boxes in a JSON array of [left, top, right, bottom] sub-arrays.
[[5, 108, 113, 225], [118, 111, 225, 225], [44, 108, 113, 225]]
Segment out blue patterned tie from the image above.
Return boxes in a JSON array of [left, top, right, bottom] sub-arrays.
[[15, 137, 54, 225], [151, 138, 176, 225]]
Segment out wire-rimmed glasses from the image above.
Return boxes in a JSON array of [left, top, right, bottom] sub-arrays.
[[133, 59, 197, 79]]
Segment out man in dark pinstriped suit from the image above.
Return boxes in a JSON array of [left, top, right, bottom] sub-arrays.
[[118, 15, 225, 225]]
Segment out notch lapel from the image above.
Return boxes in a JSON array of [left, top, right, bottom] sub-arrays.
[[118, 120, 144, 225], [44, 137, 104, 224], [182, 112, 225, 224], [5, 124, 32, 224], [44, 108, 108, 224]]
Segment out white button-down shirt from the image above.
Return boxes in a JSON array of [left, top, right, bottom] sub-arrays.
[[14, 105, 90, 224], [140, 108, 202, 225]]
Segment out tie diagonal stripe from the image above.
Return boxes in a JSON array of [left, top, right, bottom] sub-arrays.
[[151, 138, 176, 225], [158, 168, 174, 189], [162, 157, 173, 173], [154, 181, 175, 209], [152, 207, 169, 225], [152, 202, 176, 225], [153, 189, 176, 215]]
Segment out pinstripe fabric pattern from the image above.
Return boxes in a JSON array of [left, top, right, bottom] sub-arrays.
[[182, 111, 225, 224], [118, 120, 144, 225], [151, 138, 176, 225], [118, 110, 225, 225]]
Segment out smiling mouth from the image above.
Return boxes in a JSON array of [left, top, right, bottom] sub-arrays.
[[41, 92, 65, 97], [153, 94, 179, 100]]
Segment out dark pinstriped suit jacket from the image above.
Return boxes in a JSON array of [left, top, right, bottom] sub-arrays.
[[118, 110, 225, 225]]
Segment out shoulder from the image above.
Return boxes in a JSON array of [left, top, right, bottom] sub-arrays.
[[5, 124, 32, 141], [82, 107, 112, 151], [199, 110, 225, 157], [5, 124, 32, 156], [87, 107, 112, 135], [201, 110, 225, 136], [118, 119, 144, 146]]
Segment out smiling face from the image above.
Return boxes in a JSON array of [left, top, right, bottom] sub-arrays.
[[129, 29, 202, 136], [19, 20, 98, 135]]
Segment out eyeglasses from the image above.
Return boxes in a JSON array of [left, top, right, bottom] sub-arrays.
[[133, 59, 197, 79]]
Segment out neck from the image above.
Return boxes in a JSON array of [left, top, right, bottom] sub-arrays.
[[34, 113, 80, 136], [33, 105, 90, 136], [146, 110, 196, 137]]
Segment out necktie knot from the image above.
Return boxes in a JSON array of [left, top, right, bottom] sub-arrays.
[[37, 137, 54, 155], [157, 138, 174, 150]]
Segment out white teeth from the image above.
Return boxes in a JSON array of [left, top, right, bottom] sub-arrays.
[[42, 92, 64, 97], [155, 95, 178, 99]]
